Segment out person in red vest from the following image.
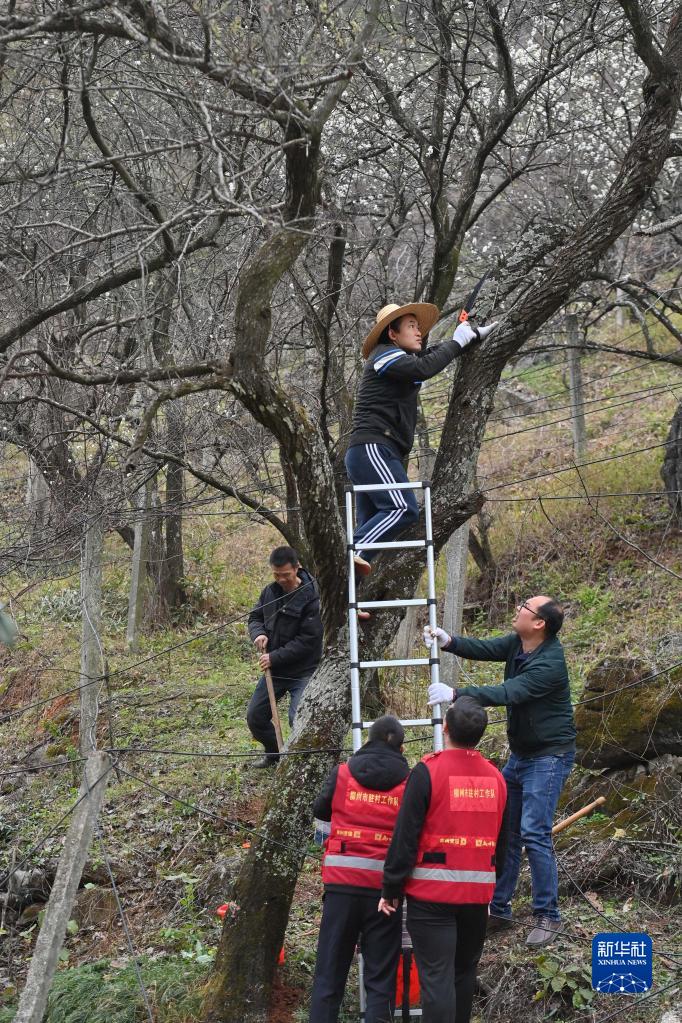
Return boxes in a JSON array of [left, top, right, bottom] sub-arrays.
[[308, 715, 410, 1023], [379, 698, 508, 1023]]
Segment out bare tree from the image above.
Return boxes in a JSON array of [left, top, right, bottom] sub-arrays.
[[0, 2, 680, 1020]]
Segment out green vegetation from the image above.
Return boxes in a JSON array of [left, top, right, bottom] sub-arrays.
[[0, 957, 209, 1023], [0, 344, 679, 1021]]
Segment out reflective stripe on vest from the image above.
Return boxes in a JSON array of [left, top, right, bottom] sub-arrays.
[[324, 855, 385, 872], [405, 748, 507, 905], [321, 761, 406, 890], [410, 867, 496, 884]]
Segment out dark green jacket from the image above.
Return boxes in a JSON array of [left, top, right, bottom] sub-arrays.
[[449, 633, 576, 757]]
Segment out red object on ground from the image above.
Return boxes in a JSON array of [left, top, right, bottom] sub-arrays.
[[216, 902, 239, 919], [242, 841, 251, 848], [278, 947, 285, 965], [395, 951, 420, 1008]]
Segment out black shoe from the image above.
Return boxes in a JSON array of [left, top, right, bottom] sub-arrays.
[[253, 756, 279, 769], [486, 913, 514, 935], [525, 915, 562, 947]]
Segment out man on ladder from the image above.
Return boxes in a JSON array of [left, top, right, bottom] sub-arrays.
[[345, 300, 497, 577], [335, 292, 501, 1019]]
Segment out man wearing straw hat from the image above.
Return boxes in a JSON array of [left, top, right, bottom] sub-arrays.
[[346, 303, 497, 577]]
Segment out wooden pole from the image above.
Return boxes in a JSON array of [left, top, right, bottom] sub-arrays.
[[126, 479, 152, 651], [80, 516, 104, 757], [552, 795, 606, 835], [265, 668, 284, 753], [440, 523, 470, 687], [14, 752, 112, 1023], [565, 312, 587, 460]]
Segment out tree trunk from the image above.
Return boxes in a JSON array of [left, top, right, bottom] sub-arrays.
[[25, 458, 52, 540], [159, 402, 187, 611], [468, 511, 497, 605], [392, 605, 418, 683], [205, 10, 682, 1018], [79, 516, 104, 757], [126, 479, 152, 651], [566, 313, 587, 459], [661, 398, 682, 524], [440, 523, 470, 687]]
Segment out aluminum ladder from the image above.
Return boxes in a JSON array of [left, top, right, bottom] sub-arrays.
[[345, 479, 444, 1020]]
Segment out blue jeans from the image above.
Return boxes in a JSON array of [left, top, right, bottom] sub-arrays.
[[344, 443, 419, 561], [246, 673, 309, 759], [490, 751, 575, 922]]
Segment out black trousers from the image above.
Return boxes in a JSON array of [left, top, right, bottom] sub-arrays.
[[245, 673, 309, 757], [406, 899, 488, 1023], [308, 890, 402, 1023]]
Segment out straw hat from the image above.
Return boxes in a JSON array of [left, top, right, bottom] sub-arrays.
[[361, 302, 440, 359]]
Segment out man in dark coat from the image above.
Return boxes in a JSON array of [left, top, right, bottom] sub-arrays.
[[309, 715, 410, 1023], [246, 546, 322, 767], [425, 595, 576, 947]]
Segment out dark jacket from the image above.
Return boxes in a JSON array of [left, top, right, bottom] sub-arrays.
[[348, 337, 466, 458], [314, 739, 410, 896], [451, 633, 576, 757], [247, 568, 322, 680], [382, 758, 509, 904]]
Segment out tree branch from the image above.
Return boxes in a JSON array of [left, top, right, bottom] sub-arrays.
[[618, 0, 670, 79]]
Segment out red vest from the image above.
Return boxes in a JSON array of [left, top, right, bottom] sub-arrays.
[[321, 762, 407, 889], [405, 748, 506, 904]]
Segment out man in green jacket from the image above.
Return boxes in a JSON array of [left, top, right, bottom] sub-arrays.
[[424, 595, 576, 947]]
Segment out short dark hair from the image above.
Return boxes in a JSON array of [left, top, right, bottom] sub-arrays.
[[378, 318, 404, 346], [269, 546, 299, 568], [368, 715, 405, 750], [446, 697, 488, 748], [537, 599, 564, 636]]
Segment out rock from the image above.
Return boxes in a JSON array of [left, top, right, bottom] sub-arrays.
[[556, 756, 682, 901], [575, 657, 682, 768], [16, 903, 46, 927], [73, 887, 119, 929], [6, 867, 51, 906], [0, 774, 25, 795], [195, 854, 242, 910], [657, 632, 682, 657], [560, 754, 682, 824], [494, 381, 547, 417], [81, 859, 134, 886]]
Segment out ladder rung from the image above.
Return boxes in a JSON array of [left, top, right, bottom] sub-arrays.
[[358, 657, 430, 669], [351, 482, 426, 493], [358, 540, 426, 550], [357, 598, 427, 609], [362, 718, 434, 728]]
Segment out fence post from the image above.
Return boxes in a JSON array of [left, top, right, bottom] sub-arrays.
[[566, 313, 587, 460], [14, 752, 112, 1023]]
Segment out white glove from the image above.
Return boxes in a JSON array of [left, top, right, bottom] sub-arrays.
[[452, 320, 498, 349], [422, 625, 451, 649], [428, 682, 455, 706]]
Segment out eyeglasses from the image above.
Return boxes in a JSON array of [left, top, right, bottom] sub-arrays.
[[516, 602, 546, 621]]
